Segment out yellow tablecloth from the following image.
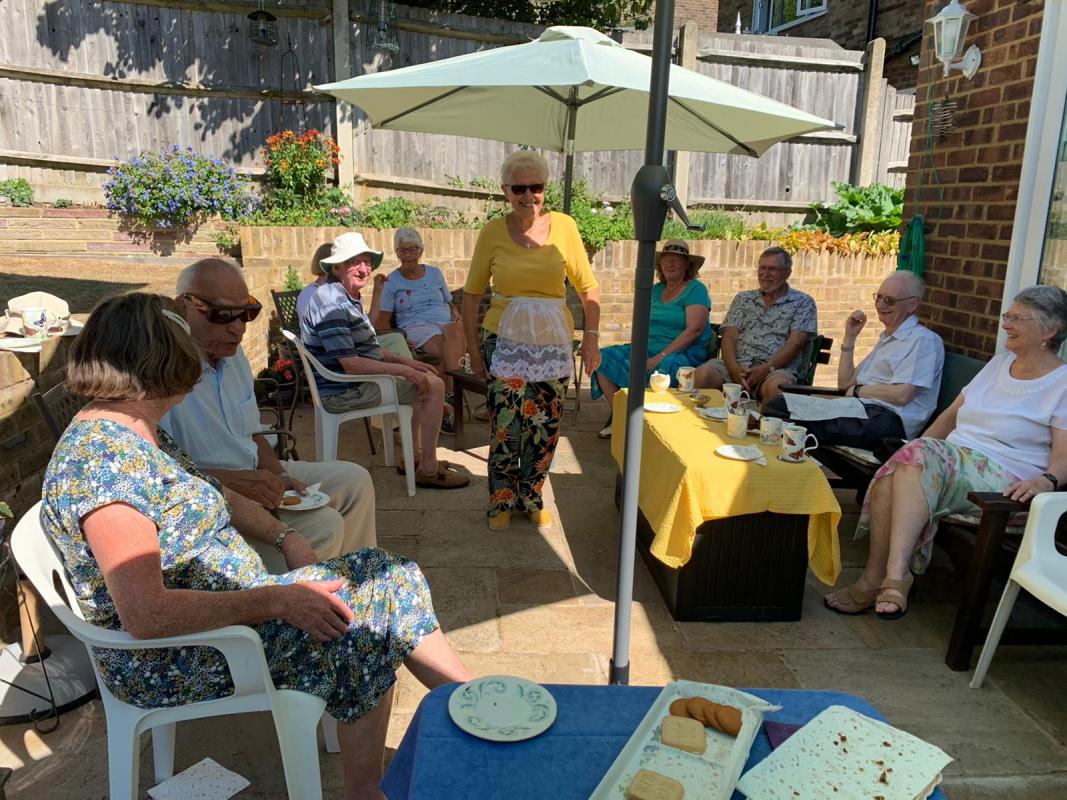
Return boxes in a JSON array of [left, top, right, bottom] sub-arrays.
[[611, 389, 841, 585]]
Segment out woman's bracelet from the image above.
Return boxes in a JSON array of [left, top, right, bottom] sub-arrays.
[[1042, 472, 1059, 490], [840, 344, 855, 352], [274, 526, 296, 552]]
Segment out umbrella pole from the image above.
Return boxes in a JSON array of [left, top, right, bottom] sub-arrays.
[[562, 89, 579, 214], [610, 0, 677, 686]]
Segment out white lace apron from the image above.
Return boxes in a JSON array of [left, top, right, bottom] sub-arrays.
[[489, 296, 573, 382]]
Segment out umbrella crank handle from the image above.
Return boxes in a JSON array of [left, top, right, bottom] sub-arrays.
[[660, 184, 704, 231]]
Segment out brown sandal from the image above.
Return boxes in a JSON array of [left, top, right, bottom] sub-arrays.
[[876, 574, 914, 620], [823, 582, 880, 615], [414, 466, 470, 490], [397, 458, 454, 476]]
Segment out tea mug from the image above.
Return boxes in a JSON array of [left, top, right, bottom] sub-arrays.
[[722, 382, 750, 411], [20, 307, 52, 340], [782, 424, 819, 462], [759, 415, 784, 446], [676, 366, 696, 393], [649, 371, 671, 393], [726, 406, 749, 439]]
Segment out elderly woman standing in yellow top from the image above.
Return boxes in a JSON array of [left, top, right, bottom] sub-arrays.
[[463, 151, 601, 531]]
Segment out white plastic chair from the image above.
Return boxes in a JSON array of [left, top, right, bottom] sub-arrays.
[[11, 501, 340, 800], [970, 491, 1067, 688], [282, 330, 416, 497]]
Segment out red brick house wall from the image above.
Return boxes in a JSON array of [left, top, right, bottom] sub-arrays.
[[905, 0, 1042, 358], [655, 0, 720, 28], [716, 0, 923, 89]]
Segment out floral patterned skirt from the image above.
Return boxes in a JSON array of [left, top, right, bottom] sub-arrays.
[[855, 437, 1019, 573], [92, 548, 438, 723]]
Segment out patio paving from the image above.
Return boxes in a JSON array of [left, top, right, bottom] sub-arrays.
[[4, 394, 1067, 798]]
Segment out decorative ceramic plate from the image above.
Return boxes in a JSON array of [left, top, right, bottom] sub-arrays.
[[279, 489, 330, 511], [448, 675, 557, 742], [716, 444, 765, 461], [696, 406, 728, 421], [644, 402, 682, 414]]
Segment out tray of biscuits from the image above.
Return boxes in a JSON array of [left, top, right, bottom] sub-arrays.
[[590, 680, 779, 800]]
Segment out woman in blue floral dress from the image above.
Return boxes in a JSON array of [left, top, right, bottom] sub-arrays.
[[42, 293, 471, 800]]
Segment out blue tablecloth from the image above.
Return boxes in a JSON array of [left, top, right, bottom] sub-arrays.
[[382, 684, 949, 800]]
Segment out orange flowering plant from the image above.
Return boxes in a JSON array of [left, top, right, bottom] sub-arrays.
[[262, 129, 341, 208]]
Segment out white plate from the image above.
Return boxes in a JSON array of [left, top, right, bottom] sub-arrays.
[[644, 402, 682, 414], [448, 675, 557, 742], [696, 406, 728, 421], [279, 488, 330, 511], [716, 444, 765, 461]]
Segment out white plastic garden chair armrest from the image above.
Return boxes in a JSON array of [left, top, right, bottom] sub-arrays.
[[75, 622, 275, 697], [306, 365, 402, 406]]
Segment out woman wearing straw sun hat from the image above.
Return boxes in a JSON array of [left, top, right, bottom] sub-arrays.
[[591, 239, 711, 438]]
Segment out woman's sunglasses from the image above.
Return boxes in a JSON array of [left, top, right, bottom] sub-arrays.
[[182, 293, 263, 324], [508, 183, 545, 195]]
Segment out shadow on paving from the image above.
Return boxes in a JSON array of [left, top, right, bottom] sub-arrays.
[[0, 273, 149, 313]]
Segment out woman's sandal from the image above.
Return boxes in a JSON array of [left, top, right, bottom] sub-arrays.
[[876, 573, 914, 620], [823, 582, 880, 615]]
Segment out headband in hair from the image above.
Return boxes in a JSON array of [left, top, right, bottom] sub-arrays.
[[161, 308, 191, 334]]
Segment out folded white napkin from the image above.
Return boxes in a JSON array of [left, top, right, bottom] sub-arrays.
[[783, 393, 869, 422], [147, 758, 249, 800]]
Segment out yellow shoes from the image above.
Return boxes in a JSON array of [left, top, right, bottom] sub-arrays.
[[487, 509, 552, 531], [487, 511, 512, 531], [526, 509, 553, 530]]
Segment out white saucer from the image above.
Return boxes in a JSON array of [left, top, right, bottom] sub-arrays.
[[696, 406, 728, 421], [776, 454, 809, 464], [448, 676, 557, 742], [716, 444, 765, 461], [644, 402, 682, 414], [279, 489, 330, 511]]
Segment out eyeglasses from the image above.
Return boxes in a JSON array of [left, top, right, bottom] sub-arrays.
[[396, 246, 421, 254], [182, 294, 262, 324], [1001, 313, 1037, 324], [507, 183, 545, 195], [872, 293, 918, 307]]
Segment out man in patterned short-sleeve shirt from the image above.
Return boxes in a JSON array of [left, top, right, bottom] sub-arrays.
[[695, 246, 818, 406]]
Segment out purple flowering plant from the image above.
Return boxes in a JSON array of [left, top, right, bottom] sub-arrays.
[[104, 145, 259, 229]]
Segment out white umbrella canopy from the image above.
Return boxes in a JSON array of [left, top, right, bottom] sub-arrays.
[[316, 26, 836, 160]]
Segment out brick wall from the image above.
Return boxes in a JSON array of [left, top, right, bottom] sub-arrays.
[[716, 0, 923, 89], [663, 0, 720, 28], [904, 0, 1042, 358]]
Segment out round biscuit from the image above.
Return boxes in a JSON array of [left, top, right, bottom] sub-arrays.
[[686, 697, 715, 726], [713, 704, 742, 737], [669, 699, 691, 718]]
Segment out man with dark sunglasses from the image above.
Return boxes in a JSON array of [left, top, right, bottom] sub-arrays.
[[162, 258, 378, 572], [763, 271, 945, 448]]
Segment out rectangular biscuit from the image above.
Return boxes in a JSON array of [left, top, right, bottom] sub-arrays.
[[661, 714, 707, 755], [626, 768, 685, 800]]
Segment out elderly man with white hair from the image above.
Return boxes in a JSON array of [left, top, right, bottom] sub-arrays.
[[161, 258, 377, 573], [371, 227, 467, 433], [763, 270, 945, 448]]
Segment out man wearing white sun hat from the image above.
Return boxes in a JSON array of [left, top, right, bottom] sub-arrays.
[[302, 232, 470, 490]]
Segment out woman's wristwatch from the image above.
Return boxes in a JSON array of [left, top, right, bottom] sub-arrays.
[[1042, 472, 1059, 491]]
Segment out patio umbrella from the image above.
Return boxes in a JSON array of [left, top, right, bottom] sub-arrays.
[[315, 25, 835, 210]]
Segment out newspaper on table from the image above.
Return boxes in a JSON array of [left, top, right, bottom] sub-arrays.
[[736, 705, 952, 800], [782, 393, 869, 422]]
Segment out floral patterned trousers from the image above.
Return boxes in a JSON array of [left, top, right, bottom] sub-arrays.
[[483, 334, 568, 519]]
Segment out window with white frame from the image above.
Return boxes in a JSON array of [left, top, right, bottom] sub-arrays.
[[752, 0, 828, 34]]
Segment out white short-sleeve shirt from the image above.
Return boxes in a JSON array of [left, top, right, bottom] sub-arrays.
[[854, 315, 945, 438], [160, 347, 264, 471], [947, 351, 1067, 480]]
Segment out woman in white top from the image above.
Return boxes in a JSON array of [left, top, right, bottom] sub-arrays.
[[825, 285, 1067, 620]]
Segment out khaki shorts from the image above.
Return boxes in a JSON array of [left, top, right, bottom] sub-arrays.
[[321, 377, 420, 412], [703, 358, 796, 391]]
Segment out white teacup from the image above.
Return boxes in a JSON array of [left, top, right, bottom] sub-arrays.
[[20, 307, 53, 340], [722, 382, 750, 411], [726, 407, 749, 439], [649, 371, 670, 393], [759, 415, 784, 446], [676, 366, 696, 393], [781, 424, 819, 462]]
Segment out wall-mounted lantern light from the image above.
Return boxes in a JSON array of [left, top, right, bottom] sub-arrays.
[[928, 0, 981, 79], [248, 2, 278, 47]]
